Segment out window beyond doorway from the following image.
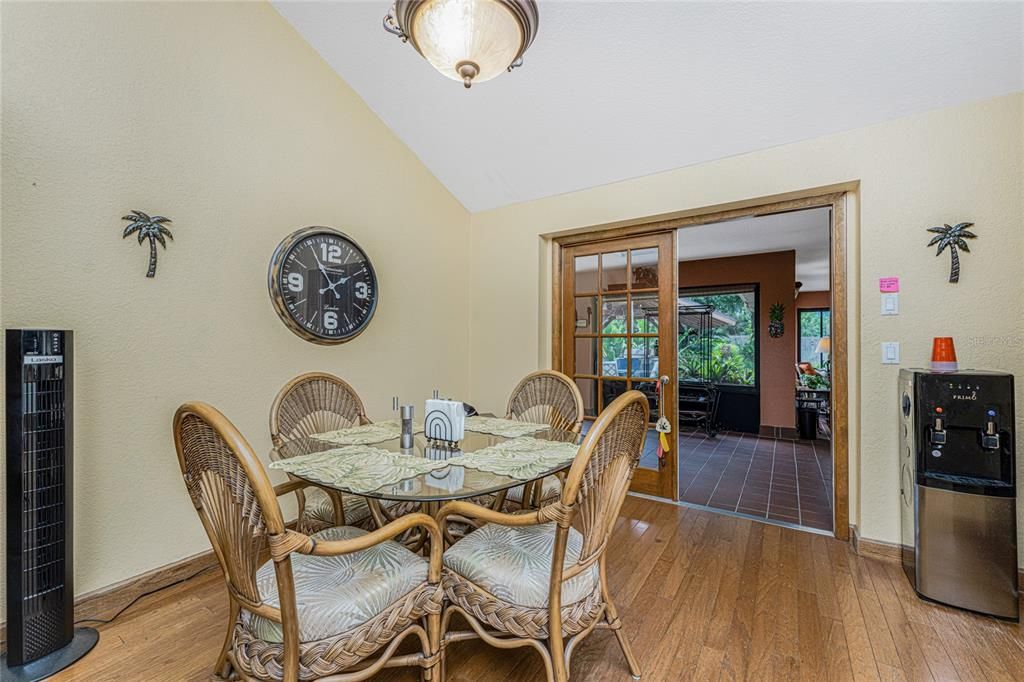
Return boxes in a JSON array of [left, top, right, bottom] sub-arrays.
[[799, 308, 831, 370], [678, 286, 757, 387]]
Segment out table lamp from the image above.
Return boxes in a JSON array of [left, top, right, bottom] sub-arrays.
[[815, 336, 831, 373]]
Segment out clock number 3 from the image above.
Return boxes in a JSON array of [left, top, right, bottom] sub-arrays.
[[320, 243, 342, 264], [355, 281, 369, 299]]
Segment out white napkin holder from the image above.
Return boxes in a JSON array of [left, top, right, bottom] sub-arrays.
[[425, 398, 464, 446]]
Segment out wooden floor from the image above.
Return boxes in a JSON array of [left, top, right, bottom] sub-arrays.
[[53, 495, 1024, 681]]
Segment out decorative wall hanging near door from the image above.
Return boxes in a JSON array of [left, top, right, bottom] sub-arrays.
[[926, 221, 976, 283]]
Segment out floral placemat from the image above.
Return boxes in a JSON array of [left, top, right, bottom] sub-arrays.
[[312, 419, 422, 446], [269, 445, 447, 494], [447, 437, 579, 480], [465, 416, 550, 438]]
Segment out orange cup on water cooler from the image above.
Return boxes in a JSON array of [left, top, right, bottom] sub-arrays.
[[931, 337, 959, 372]]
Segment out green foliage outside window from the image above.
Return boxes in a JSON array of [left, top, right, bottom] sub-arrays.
[[596, 291, 757, 385], [799, 309, 831, 370], [679, 291, 757, 386]]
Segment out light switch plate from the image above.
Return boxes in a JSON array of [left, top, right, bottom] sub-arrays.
[[881, 341, 900, 364], [881, 293, 899, 315]]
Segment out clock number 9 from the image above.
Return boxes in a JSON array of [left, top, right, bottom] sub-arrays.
[[286, 272, 303, 292], [324, 311, 338, 330], [355, 281, 369, 299]]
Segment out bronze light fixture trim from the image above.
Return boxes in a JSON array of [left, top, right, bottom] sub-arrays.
[[383, 0, 540, 88]]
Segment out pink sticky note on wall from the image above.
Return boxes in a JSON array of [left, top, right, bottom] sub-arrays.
[[879, 277, 900, 293]]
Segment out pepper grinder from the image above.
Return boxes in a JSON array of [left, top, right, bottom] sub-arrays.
[[400, 404, 414, 449]]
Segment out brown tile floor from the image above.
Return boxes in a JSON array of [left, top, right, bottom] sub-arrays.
[[678, 429, 834, 531]]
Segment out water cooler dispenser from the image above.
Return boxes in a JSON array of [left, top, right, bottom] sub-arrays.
[[899, 369, 1018, 620]]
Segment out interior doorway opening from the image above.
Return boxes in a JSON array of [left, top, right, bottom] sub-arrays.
[[552, 190, 849, 539], [675, 207, 833, 533]]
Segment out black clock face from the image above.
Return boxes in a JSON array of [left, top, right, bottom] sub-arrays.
[[270, 228, 378, 343]]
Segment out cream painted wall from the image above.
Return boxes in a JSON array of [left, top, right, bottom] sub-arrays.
[[0, 0, 470, 607], [1, 0, 1021, 613], [468, 93, 1024, 552]]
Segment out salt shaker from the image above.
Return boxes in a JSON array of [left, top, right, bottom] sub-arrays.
[[400, 404, 414, 449]]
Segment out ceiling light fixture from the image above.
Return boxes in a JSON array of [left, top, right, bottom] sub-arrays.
[[383, 0, 539, 89]]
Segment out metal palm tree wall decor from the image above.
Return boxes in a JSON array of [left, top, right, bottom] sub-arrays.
[[121, 210, 173, 278], [926, 221, 976, 283]]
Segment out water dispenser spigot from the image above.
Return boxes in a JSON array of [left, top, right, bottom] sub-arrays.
[[931, 406, 947, 445], [982, 409, 1000, 450]]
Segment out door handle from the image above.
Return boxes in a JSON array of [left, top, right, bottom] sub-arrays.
[[655, 376, 672, 468]]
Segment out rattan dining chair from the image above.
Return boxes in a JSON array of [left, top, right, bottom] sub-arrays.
[[174, 401, 443, 682], [270, 372, 384, 532], [437, 390, 649, 682], [504, 370, 585, 510]]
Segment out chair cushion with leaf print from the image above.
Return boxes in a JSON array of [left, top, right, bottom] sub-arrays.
[[442, 522, 598, 608], [504, 477, 562, 505], [242, 525, 427, 643]]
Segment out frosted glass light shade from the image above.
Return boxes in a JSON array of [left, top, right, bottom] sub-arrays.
[[403, 0, 533, 87]]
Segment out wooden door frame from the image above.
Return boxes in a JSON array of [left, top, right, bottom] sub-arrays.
[[557, 232, 679, 500], [552, 190, 851, 541]]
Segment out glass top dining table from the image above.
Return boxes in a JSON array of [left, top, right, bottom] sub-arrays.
[[270, 427, 583, 503]]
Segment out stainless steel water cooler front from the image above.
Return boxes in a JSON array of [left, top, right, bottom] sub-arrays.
[[899, 369, 1018, 621]]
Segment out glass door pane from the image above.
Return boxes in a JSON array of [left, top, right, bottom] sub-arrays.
[[632, 379, 661, 470], [601, 251, 628, 292], [631, 247, 659, 289]]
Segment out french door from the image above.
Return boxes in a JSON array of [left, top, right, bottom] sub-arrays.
[[559, 232, 678, 499]]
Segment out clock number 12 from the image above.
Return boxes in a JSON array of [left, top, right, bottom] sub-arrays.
[[321, 243, 342, 264]]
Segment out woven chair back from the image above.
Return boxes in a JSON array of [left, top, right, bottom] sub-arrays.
[[270, 372, 367, 446], [506, 370, 585, 434], [174, 401, 288, 609], [559, 390, 649, 567]]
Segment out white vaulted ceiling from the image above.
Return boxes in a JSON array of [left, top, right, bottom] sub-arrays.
[[274, 1, 1024, 212]]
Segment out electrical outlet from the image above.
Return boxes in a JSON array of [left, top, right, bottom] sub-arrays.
[[881, 342, 900, 364]]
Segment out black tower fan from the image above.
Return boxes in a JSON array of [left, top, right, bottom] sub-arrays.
[[3, 330, 97, 681]]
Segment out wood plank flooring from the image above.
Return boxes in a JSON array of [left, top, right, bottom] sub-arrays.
[[51, 496, 1023, 681]]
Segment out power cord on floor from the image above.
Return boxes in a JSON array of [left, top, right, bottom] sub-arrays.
[[74, 564, 217, 626]]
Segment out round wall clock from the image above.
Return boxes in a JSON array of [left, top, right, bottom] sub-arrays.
[[268, 226, 379, 344]]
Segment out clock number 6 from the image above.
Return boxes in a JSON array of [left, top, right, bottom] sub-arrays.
[[324, 311, 338, 330]]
